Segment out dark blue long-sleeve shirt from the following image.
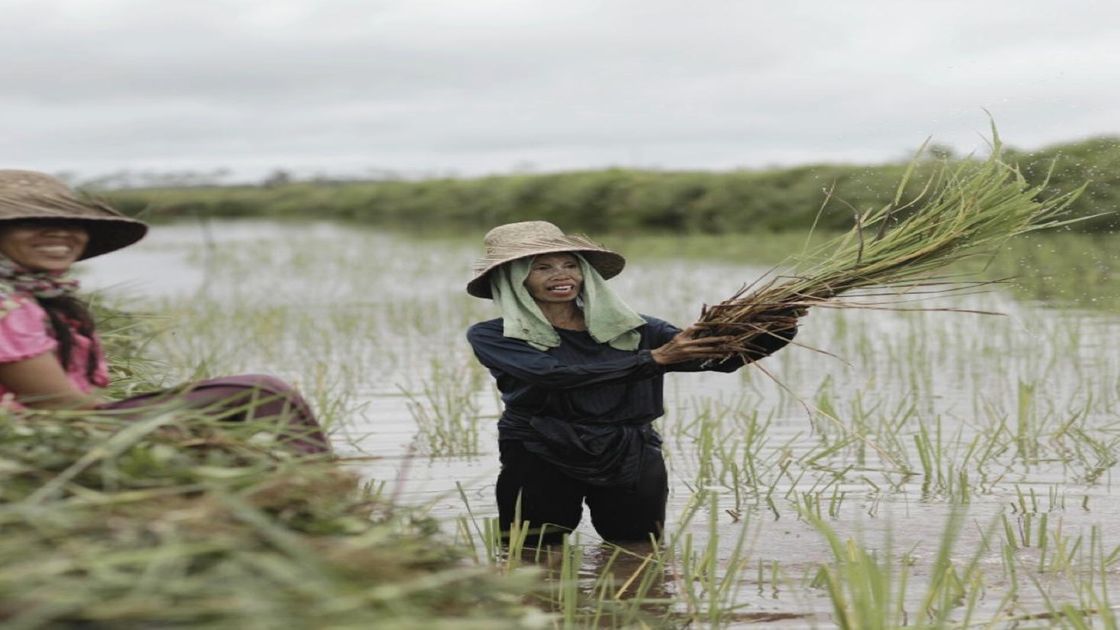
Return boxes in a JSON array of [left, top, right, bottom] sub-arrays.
[[467, 314, 793, 486]]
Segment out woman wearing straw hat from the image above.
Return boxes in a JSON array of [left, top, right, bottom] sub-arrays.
[[0, 170, 329, 454], [466, 221, 795, 544]]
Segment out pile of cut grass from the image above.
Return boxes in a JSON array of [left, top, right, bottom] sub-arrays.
[[0, 409, 540, 628]]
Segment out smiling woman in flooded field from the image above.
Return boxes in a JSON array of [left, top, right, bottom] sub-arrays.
[[464, 220, 798, 545]]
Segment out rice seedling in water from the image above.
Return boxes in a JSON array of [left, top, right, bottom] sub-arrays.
[[993, 523, 1120, 627], [808, 508, 995, 629], [404, 358, 485, 456]]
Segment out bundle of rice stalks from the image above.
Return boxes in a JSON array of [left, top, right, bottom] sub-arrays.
[[0, 410, 539, 628], [694, 126, 1087, 356]]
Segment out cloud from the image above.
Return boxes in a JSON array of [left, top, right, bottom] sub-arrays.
[[3, 0, 1118, 179]]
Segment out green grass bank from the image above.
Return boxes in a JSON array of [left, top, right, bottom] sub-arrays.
[[103, 136, 1119, 234]]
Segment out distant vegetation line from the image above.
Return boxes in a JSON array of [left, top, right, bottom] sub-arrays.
[[103, 136, 1119, 234]]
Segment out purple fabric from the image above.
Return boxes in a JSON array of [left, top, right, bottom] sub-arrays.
[[102, 374, 331, 455]]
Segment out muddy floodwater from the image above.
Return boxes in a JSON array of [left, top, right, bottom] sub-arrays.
[[82, 219, 1120, 627]]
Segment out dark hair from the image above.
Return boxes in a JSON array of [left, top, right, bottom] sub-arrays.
[[37, 295, 100, 383]]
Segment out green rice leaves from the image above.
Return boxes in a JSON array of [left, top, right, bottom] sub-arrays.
[[0, 411, 537, 628], [696, 127, 1089, 356]]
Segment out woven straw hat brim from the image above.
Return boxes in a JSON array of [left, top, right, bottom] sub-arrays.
[[466, 234, 625, 299], [0, 193, 148, 260]]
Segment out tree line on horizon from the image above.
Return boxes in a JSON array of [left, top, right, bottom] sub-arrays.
[[102, 135, 1119, 234]]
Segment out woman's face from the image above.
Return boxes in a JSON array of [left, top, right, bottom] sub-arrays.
[[0, 221, 89, 272], [524, 253, 582, 304]]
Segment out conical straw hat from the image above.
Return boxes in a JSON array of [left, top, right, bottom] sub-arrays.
[[466, 220, 625, 299], [0, 170, 147, 259]]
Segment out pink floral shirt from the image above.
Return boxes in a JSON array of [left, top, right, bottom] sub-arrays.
[[0, 295, 109, 401]]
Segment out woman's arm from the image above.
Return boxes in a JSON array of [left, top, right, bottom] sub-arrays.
[[0, 353, 103, 409], [646, 317, 797, 373], [467, 323, 666, 390], [649, 326, 747, 370]]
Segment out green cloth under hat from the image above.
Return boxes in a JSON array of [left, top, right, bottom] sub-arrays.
[[490, 254, 644, 351]]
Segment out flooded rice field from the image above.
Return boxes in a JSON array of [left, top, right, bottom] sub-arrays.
[[82, 219, 1120, 627]]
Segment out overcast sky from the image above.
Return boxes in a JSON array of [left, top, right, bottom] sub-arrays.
[[3, 0, 1118, 182]]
